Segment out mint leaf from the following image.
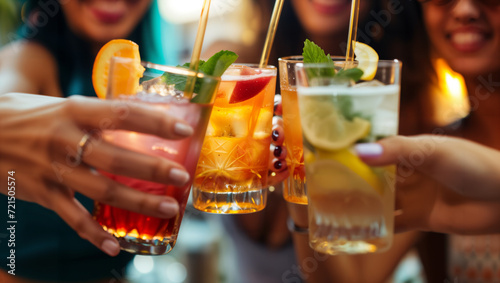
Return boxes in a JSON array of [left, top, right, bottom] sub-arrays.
[[161, 51, 238, 104], [303, 39, 333, 64], [336, 68, 363, 82], [302, 39, 365, 82], [191, 50, 238, 103], [199, 50, 238, 77], [302, 39, 335, 78]]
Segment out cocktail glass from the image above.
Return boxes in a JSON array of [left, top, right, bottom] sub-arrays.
[[296, 59, 401, 254], [278, 56, 307, 204], [192, 64, 277, 214], [92, 57, 219, 255]]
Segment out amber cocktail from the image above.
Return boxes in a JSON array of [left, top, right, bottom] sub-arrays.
[[192, 64, 276, 214]]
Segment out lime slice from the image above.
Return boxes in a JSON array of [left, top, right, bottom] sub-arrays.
[[354, 41, 379, 80], [300, 95, 370, 151]]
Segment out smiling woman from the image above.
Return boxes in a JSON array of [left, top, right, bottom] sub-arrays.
[[0, 0, 183, 282], [60, 0, 152, 46]]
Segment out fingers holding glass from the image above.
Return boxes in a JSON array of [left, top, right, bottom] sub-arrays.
[[65, 96, 194, 140], [268, 115, 289, 186], [274, 94, 283, 116], [46, 183, 121, 256]]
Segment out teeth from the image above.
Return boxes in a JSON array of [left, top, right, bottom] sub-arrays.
[[452, 32, 483, 45], [92, 1, 126, 13]]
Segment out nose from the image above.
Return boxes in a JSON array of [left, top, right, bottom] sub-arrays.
[[450, 0, 481, 23]]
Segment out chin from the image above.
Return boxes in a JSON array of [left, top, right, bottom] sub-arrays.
[[305, 23, 348, 38], [447, 58, 500, 79], [83, 26, 132, 44]]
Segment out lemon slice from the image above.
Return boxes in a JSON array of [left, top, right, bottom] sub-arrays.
[[354, 41, 378, 80], [300, 95, 371, 151], [316, 148, 384, 195]]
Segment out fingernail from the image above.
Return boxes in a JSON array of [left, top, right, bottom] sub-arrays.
[[159, 201, 179, 217], [354, 143, 383, 157], [174, 123, 194, 136], [101, 239, 120, 256], [274, 146, 282, 157], [169, 168, 190, 186], [272, 130, 279, 141], [274, 160, 282, 170]]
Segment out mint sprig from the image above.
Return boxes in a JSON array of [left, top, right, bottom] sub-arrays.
[[161, 50, 238, 103], [303, 39, 334, 64], [302, 39, 363, 82]]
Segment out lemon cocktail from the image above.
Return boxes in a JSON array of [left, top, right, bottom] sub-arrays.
[[296, 42, 401, 254]]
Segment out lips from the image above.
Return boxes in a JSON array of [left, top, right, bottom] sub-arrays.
[[448, 28, 491, 53], [311, 0, 351, 15], [88, 1, 127, 24], [90, 9, 124, 24]]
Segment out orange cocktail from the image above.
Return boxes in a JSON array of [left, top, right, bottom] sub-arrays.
[[192, 64, 276, 214], [279, 56, 307, 204]]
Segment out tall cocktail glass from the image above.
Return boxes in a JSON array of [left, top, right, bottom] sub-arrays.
[[192, 64, 277, 214], [296, 59, 401, 254], [92, 58, 219, 255], [278, 56, 307, 204]]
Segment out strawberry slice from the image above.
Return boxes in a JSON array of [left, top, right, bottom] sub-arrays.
[[230, 76, 272, 104]]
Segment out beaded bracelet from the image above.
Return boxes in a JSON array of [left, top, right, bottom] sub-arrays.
[[287, 217, 309, 235]]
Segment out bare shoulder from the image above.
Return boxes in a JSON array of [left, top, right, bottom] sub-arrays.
[[0, 40, 62, 96]]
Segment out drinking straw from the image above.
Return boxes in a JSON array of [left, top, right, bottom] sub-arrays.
[[259, 0, 285, 68], [345, 0, 360, 64], [184, 0, 211, 99]]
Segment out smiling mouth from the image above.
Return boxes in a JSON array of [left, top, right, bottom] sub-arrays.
[[310, 0, 351, 15], [448, 31, 491, 53], [87, 0, 130, 24]]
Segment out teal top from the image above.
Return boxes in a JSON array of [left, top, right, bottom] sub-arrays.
[[0, 0, 181, 281]]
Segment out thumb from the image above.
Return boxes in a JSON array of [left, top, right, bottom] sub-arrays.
[[354, 135, 441, 167]]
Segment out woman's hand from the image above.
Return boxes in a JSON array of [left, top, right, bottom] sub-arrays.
[[0, 93, 194, 256], [267, 94, 289, 186], [356, 134, 500, 235]]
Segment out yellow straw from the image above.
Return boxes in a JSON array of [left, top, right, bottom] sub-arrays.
[[345, 0, 360, 64], [259, 0, 285, 68], [185, 0, 211, 99]]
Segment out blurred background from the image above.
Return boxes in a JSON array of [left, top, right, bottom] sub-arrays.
[[0, 0, 470, 282]]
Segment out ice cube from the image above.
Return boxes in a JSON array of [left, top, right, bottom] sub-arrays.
[[352, 80, 385, 88], [253, 108, 273, 138]]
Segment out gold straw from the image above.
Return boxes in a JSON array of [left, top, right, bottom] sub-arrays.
[[345, 0, 360, 64], [185, 0, 211, 99], [259, 0, 285, 68]]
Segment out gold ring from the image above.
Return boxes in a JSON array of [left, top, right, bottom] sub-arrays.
[[74, 133, 92, 165]]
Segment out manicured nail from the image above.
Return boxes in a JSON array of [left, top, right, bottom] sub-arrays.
[[274, 146, 282, 157], [101, 239, 120, 256], [354, 143, 383, 157], [159, 201, 179, 217], [274, 160, 282, 170], [272, 130, 279, 141], [174, 123, 194, 136], [169, 168, 190, 186]]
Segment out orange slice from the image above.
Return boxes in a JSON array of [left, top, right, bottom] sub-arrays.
[[92, 39, 144, 99]]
